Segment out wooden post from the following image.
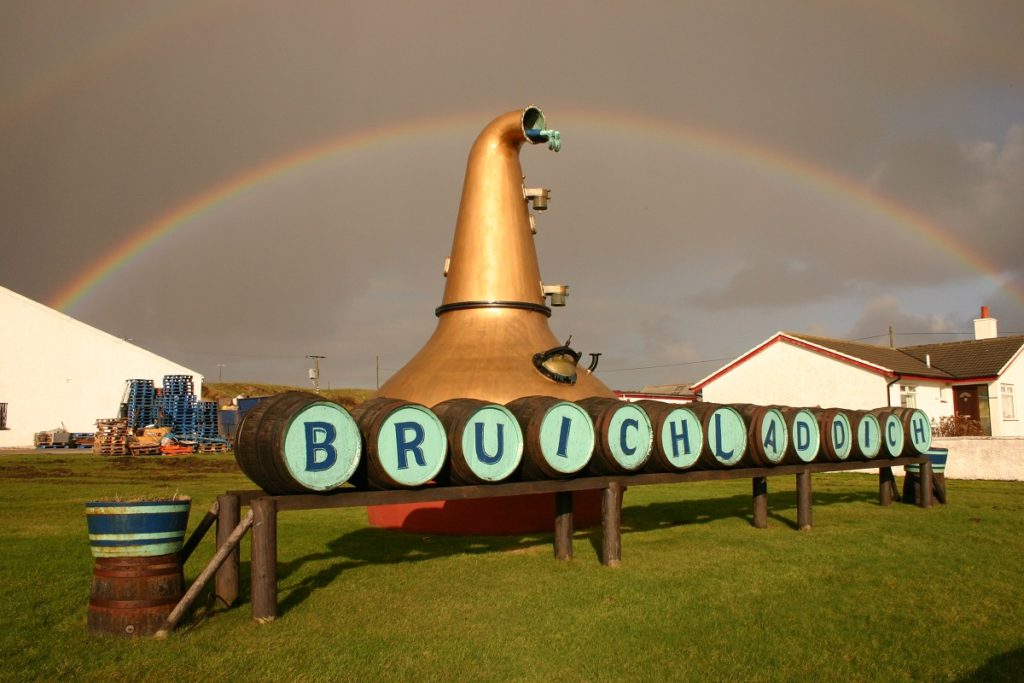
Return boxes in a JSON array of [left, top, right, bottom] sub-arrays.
[[180, 499, 219, 564], [554, 491, 574, 561], [601, 482, 623, 567], [251, 497, 278, 624], [879, 467, 895, 506], [919, 461, 933, 509], [752, 477, 768, 529], [214, 494, 240, 607], [796, 470, 813, 531]]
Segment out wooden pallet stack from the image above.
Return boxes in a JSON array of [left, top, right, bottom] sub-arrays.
[[93, 418, 129, 455]]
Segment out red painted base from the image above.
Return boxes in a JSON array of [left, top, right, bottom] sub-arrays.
[[366, 490, 602, 535]]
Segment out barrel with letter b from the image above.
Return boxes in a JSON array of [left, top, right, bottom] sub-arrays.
[[235, 391, 362, 494], [431, 398, 523, 485], [350, 397, 447, 489], [636, 400, 702, 473], [505, 396, 595, 479], [577, 397, 653, 475]]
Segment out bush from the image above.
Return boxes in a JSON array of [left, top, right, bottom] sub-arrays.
[[936, 414, 985, 436]]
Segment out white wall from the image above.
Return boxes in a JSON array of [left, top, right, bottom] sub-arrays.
[[886, 382, 953, 425], [0, 288, 202, 447], [701, 339, 891, 409], [933, 437, 1024, 480], [988, 350, 1024, 437]]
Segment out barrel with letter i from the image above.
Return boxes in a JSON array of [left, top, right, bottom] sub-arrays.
[[577, 397, 653, 475], [688, 403, 748, 468], [773, 406, 820, 464], [849, 410, 882, 460], [816, 408, 853, 462], [733, 404, 789, 466], [234, 391, 362, 494], [636, 400, 702, 472], [505, 396, 595, 479], [431, 398, 523, 485], [350, 397, 447, 489], [870, 408, 905, 459]]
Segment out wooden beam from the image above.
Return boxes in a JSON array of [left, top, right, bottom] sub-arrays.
[[601, 483, 624, 567], [919, 461, 933, 509], [251, 497, 278, 624], [796, 470, 813, 531], [878, 467, 895, 507], [554, 491, 573, 561], [214, 494, 240, 607], [180, 499, 219, 565], [752, 477, 768, 529]]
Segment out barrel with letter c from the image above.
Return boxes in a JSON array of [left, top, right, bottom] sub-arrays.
[[870, 408, 905, 459], [505, 396, 595, 479], [577, 397, 653, 475], [234, 391, 362, 494], [636, 400, 702, 472], [431, 398, 524, 485], [687, 403, 748, 468], [350, 397, 447, 489]]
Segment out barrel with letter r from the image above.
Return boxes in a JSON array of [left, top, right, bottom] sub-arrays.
[[350, 397, 447, 489], [431, 398, 523, 485], [234, 391, 362, 494], [687, 403, 748, 468], [733, 404, 789, 466], [636, 400, 702, 473], [870, 408, 905, 459], [772, 406, 820, 464], [577, 397, 653, 475], [892, 407, 932, 456], [505, 396, 595, 479]]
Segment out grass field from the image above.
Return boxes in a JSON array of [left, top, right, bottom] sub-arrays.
[[1, 451, 1022, 682]]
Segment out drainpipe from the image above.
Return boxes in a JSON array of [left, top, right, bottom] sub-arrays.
[[886, 374, 901, 407]]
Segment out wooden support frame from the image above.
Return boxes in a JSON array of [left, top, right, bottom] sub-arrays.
[[251, 497, 278, 624], [879, 467, 896, 506], [214, 494, 241, 607], [796, 470, 813, 531], [752, 477, 768, 529], [553, 491, 574, 561]]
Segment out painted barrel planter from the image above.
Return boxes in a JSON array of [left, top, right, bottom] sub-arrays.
[[816, 408, 854, 462], [687, 403, 748, 468], [870, 408, 905, 459], [431, 398, 524, 485], [904, 446, 948, 475], [577, 397, 653, 475], [505, 396, 595, 479], [85, 499, 191, 558], [892, 407, 933, 456], [636, 400, 702, 472], [88, 554, 184, 637], [350, 397, 447, 489], [849, 410, 882, 460], [773, 407, 820, 464], [733, 404, 789, 466], [235, 391, 361, 494]]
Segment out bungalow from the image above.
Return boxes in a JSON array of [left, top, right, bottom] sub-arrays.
[[693, 308, 1023, 437]]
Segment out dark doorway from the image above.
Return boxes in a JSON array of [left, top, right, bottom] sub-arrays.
[[955, 385, 991, 435]]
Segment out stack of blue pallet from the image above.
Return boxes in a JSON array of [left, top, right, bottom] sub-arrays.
[[124, 379, 158, 429], [196, 401, 219, 439], [160, 375, 197, 437]]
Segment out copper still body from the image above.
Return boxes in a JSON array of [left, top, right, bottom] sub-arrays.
[[376, 106, 613, 405]]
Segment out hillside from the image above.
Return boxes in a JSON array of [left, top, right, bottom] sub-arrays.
[[202, 383, 373, 410]]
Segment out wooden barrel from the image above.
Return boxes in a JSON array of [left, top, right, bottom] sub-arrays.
[[431, 398, 524, 485], [686, 403, 748, 468], [772, 407, 820, 464], [870, 408, 905, 459], [733, 404, 789, 466], [892, 407, 933, 455], [636, 400, 702, 472], [85, 499, 191, 558], [849, 410, 882, 460], [350, 397, 447, 489], [235, 391, 361, 494], [505, 396, 595, 479], [816, 408, 853, 462], [88, 554, 183, 637], [576, 397, 653, 475]]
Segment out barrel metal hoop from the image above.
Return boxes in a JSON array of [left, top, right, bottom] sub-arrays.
[[88, 596, 180, 609], [435, 301, 552, 317]]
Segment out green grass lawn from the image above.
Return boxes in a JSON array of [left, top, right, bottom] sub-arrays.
[[1, 452, 1022, 682]]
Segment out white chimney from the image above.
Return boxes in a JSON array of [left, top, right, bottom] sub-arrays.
[[974, 305, 997, 340]]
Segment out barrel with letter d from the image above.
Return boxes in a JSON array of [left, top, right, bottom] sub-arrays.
[[893, 407, 932, 456], [688, 403, 748, 468], [817, 408, 853, 462], [773, 406, 820, 464], [431, 398, 524, 485], [235, 391, 362, 494], [350, 397, 447, 489], [636, 400, 702, 472], [870, 408, 905, 459], [733, 404, 789, 466], [577, 397, 653, 475], [849, 410, 882, 460], [505, 396, 595, 479]]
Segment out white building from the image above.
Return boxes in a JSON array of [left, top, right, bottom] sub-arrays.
[[0, 286, 202, 447], [693, 309, 1022, 437]]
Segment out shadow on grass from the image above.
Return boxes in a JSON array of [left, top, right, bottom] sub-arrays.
[[957, 647, 1024, 682]]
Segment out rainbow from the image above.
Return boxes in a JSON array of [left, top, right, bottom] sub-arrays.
[[50, 109, 1024, 312]]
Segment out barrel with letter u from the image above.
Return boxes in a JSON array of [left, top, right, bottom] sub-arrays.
[[687, 403, 748, 468], [636, 400, 702, 472], [892, 407, 933, 456], [870, 408, 905, 459], [350, 397, 447, 489], [235, 391, 362, 494], [733, 404, 789, 466], [817, 408, 853, 462], [773, 406, 820, 464], [505, 396, 595, 479], [431, 398, 524, 485], [849, 410, 882, 460], [577, 397, 653, 475]]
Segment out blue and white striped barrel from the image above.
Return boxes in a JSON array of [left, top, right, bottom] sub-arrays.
[[905, 447, 948, 475], [85, 499, 191, 558]]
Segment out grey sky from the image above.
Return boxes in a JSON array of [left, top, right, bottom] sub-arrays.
[[2, 1, 1022, 390]]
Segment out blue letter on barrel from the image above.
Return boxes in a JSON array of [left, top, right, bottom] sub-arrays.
[[304, 421, 338, 472], [834, 420, 846, 449], [669, 420, 690, 458], [556, 416, 573, 458], [714, 413, 734, 459], [620, 418, 639, 456], [797, 422, 810, 450], [394, 421, 427, 470], [474, 422, 504, 465]]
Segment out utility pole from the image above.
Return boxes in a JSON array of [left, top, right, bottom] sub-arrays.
[[307, 355, 325, 394], [888, 325, 895, 348], [216, 364, 226, 382], [376, 356, 380, 390]]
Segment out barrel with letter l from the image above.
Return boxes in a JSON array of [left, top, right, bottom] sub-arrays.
[[505, 396, 595, 479], [892, 407, 932, 456], [816, 408, 853, 462], [870, 408, 905, 459], [350, 397, 447, 489], [636, 400, 702, 472], [234, 391, 362, 494], [687, 403, 748, 468], [773, 406, 820, 464], [733, 404, 789, 466], [577, 397, 653, 475], [431, 398, 523, 484]]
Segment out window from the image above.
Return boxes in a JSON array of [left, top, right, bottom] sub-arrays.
[[900, 385, 917, 409], [1002, 384, 1016, 420]]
